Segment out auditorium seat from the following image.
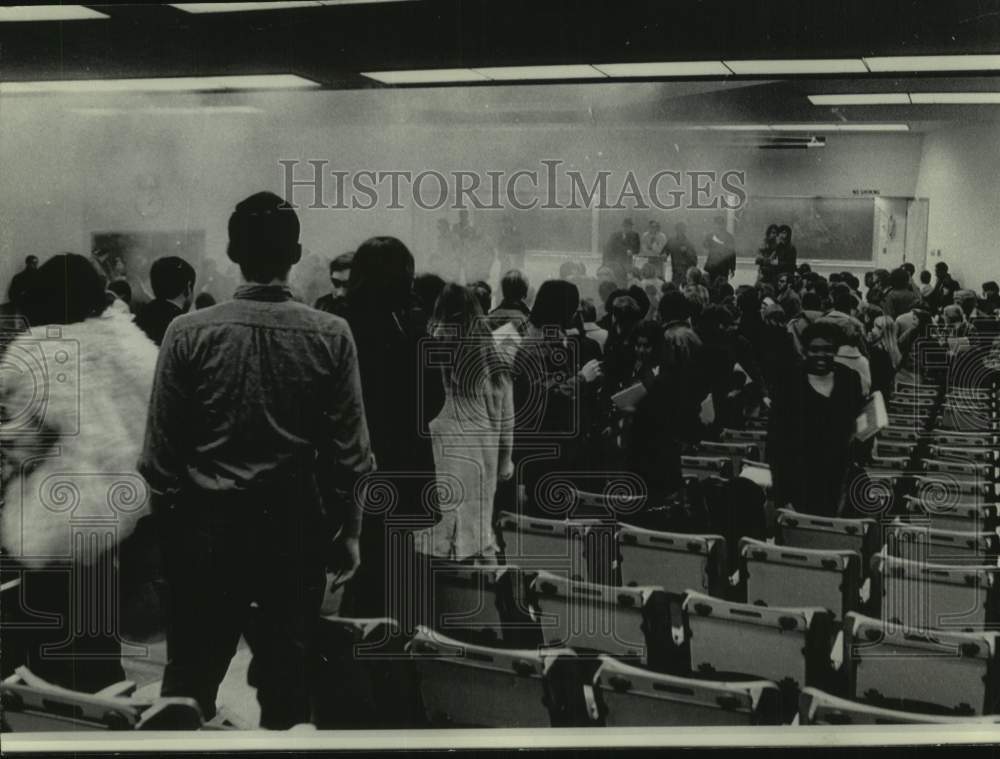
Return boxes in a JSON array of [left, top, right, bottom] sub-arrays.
[[616, 524, 728, 598], [496, 511, 595, 580], [873, 440, 916, 459], [873, 553, 999, 631], [799, 687, 1000, 725], [528, 571, 678, 669], [842, 612, 999, 715], [314, 616, 423, 729], [688, 441, 761, 475], [739, 538, 861, 620], [0, 666, 202, 731], [878, 426, 925, 444], [682, 591, 837, 719], [901, 495, 998, 534], [590, 655, 783, 726], [929, 431, 999, 449], [407, 626, 572, 727], [922, 459, 997, 484], [887, 522, 999, 565], [424, 561, 512, 646], [720, 428, 767, 460], [776, 510, 880, 575], [928, 444, 999, 466], [680, 455, 733, 481]]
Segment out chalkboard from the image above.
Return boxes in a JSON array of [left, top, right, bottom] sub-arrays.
[[732, 197, 875, 262]]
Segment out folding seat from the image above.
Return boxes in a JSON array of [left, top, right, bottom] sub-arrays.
[[872, 439, 915, 459], [0, 667, 202, 731], [314, 616, 424, 729], [680, 455, 733, 482], [922, 459, 997, 484], [866, 456, 911, 474], [496, 511, 594, 580], [930, 431, 1000, 449], [878, 426, 925, 444], [938, 400, 997, 433], [688, 441, 761, 475], [407, 626, 572, 727], [842, 612, 1000, 715], [739, 538, 861, 621], [886, 522, 1000, 565], [902, 494, 998, 534], [776, 510, 881, 576], [720, 428, 767, 460], [682, 592, 837, 719], [590, 655, 783, 726], [617, 523, 728, 598], [873, 553, 999, 632], [913, 476, 998, 508], [425, 562, 527, 646], [799, 687, 1000, 725], [528, 571, 681, 671], [927, 444, 999, 466], [886, 413, 929, 431]]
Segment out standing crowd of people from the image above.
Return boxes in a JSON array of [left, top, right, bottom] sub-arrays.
[[2, 193, 999, 729]]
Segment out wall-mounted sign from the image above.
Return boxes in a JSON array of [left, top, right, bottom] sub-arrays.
[[852, 189, 881, 196]]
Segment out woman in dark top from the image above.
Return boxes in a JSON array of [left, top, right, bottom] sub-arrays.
[[767, 321, 865, 517]]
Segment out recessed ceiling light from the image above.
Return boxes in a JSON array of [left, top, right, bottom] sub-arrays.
[[360, 69, 490, 84], [808, 93, 911, 105], [0, 5, 109, 21], [705, 125, 773, 131], [592, 61, 730, 77], [863, 55, 1000, 72], [773, 123, 910, 131], [724, 59, 868, 75], [472, 65, 605, 81], [909, 92, 1000, 104], [0, 74, 320, 94]]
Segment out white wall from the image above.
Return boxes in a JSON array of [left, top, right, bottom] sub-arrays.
[[0, 89, 928, 299], [915, 124, 1000, 289]]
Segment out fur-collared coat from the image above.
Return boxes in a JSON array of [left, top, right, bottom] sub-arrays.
[[1, 310, 159, 567]]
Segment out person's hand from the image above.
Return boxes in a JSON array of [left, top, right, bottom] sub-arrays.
[[578, 359, 603, 383], [498, 459, 514, 482], [328, 534, 361, 589]]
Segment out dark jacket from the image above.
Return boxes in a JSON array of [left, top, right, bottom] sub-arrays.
[[135, 299, 184, 346]]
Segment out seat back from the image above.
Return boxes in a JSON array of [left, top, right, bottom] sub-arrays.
[[740, 538, 861, 621], [902, 495, 998, 534], [591, 655, 782, 726], [799, 687, 1000, 725], [887, 522, 999, 565], [680, 455, 733, 482], [874, 554, 999, 632], [844, 612, 999, 715], [407, 627, 570, 727], [928, 445, 999, 466], [683, 592, 835, 694], [617, 523, 727, 597], [496, 511, 595, 580], [528, 571, 667, 665], [776, 510, 879, 573]]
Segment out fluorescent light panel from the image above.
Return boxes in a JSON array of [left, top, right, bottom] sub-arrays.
[[808, 93, 911, 105], [724, 58, 867, 74], [473, 65, 605, 80], [0, 74, 319, 94], [360, 69, 489, 84], [864, 55, 1000, 72], [170, 1, 413, 10], [675, 124, 907, 132], [593, 61, 730, 77], [0, 5, 108, 21], [909, 92, 1000, 104]]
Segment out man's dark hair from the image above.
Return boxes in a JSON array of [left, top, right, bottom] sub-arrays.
[[801, 291, 822, 311], [842, 273, 860, 291], [627, 285, 651, 318], [766, 224, 779, 235], [530, 279, 580, 328], [797, 263, 812, 275], [802, 320, 847, 350], [813, 278, 830, 300], [500, 269, 529, 303], [349, 236, 415, 312], [25, 255, 38, 266], [829, 272, 843, 284], [579, 298, 598, 322], [658, 291, 691, 324], [150, 256, 196, 300], [777, 224, 792, 237], [329, 251, 354, 274], [611, 295, 644, 333], [901, 262, 915, 276], [919, 270, 932, 284], [935, 261, 949, 275], [108, 279, 132, 305], [413, 272, 446, 314], [194, 292, 217, 309], [227, 191, 301, 283], [889, 267, 911, 290], [830, 282, 855, 313], [25, 253, 107, 326], [983, 281, 999, 295]]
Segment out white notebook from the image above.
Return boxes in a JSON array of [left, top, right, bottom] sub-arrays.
[[855, 391, 889, 442]]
